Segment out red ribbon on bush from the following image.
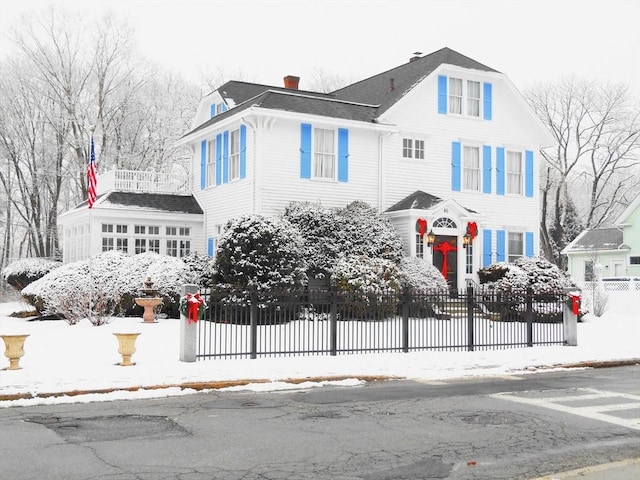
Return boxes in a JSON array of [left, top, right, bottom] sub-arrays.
[[185, 293, 204, 324], [568, 292, 580, 315], [416, 218, 428, 237], [467, 221, 478, 240]]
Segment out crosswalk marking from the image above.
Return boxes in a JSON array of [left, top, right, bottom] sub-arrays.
[[491, 388, 640, 431]]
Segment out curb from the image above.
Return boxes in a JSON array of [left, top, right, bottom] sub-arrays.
[[1, 359, 638, 403]]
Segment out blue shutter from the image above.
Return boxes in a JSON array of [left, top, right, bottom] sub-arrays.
[[437, 75, 447, 114], [337, 128, 349, 182], [525, 150, 534, 197], [222, 130, 229, 184], [221, 103, 227, 113], [483, 145, 492, 194], [210, 104, 216, 118], [482, 229, 492, 267], [496, 230, 506, 262], [525, 232, 534, 257], [207, 238, 214, 256], [496, 147, 505, 195], [215, 133, 222, 186], [300, 123, 312, 179], [200, 140, 207, 190], [483, 82, 492, 120], [240, 124, 247, 179], [451, 141, 461, 191]]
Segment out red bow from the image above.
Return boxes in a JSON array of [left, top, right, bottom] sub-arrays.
[[433, 241, 457, 281], [416, 218, 428, 237], [467, 221, 478, 240], [185, 293, 204, 324], [568, 292, 580, 315]]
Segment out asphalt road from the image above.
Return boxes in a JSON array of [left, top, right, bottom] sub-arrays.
[[1, 365, 639, 480]]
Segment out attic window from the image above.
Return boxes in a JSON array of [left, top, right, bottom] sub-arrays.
[[448, 78, 480, 117]]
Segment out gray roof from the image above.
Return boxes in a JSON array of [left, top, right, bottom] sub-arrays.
[[184, 47, 499, 138], [77, 192, 203, 214], [564, 227, 627, 253], [385, 190, 479, 214]]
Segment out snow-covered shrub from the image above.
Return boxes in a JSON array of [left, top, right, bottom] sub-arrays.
[[282, 201, 341, 279], [2, 258, 62, 291], [478, 256, 576, 294], [330, 255, 401, 319], [212, 214, 307, 296], [398, 257, 448, 292], [335, 200, 404, 264], [181, 252, 214, 287]]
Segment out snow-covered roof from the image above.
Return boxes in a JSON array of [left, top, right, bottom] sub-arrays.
[[70, 192, 203, 215], [561, 227, 628, 254]]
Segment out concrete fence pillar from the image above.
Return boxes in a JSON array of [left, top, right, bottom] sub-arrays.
[[179, 284, 199, 362], [563, 287, 579, 347]]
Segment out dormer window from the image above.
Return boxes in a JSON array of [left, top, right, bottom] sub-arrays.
[[449, 78, 480, 117]]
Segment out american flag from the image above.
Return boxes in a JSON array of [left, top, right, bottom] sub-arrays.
[[87, 137, 97, 208]]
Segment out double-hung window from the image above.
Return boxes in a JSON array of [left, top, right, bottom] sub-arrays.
[[508, 232, 524, 263], [463, 146, 480, 191], [449, 78, 463, 114], [507, 151, 523, 195], [403, 138, 425, 159], [467, 81, 480, 117], [314, 128, 335, 179], [229, 129, 240, 181], [207, 138, 216, 187]]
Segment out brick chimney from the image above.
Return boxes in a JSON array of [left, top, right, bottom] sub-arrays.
[[284, 75, 300, 90]]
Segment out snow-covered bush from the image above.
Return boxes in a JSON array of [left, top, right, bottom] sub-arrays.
[[2, 258, 62, 291], [21, 251, 207, 322], [282, 201, 341, 279], [212, 214, 307, 295], [478, 256, 576, 294], [330, 255, 401, 318], [398, 257, 448, 292]]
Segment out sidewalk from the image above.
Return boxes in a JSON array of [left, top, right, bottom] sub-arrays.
[[531, 458, 640, 480]]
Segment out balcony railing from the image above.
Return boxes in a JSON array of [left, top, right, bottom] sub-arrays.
[[97, 170, 190, 195]]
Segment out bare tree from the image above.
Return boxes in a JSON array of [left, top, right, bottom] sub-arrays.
[[525, 77, 640, 267]]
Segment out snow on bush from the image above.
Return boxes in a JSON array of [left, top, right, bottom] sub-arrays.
[[212, 214, 307, 294], [2, 258, 62, 291], [21, 251, 207, 323], [478, 256, 576, 293], [398, 257, 448, 292]]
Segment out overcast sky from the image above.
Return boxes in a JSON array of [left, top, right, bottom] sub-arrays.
[[1, 0, 639, 94]]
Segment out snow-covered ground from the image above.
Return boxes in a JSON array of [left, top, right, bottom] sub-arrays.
[[0, 291, 638, 408]]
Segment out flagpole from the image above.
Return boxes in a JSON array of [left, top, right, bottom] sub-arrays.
[[87, 127, 97, 322]]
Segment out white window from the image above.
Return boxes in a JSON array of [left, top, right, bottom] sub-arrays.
[[463, 146, 480, 191], [166, 227, 177, 236], [229, 129, 240, 181], [166, 240, 178, 257], [179, 227, 190, 236], [402, 138, 425, 159], [449, 77, 463, 114], [415, 234, 425, 258], [149, 226, 159, 235], [313, 128, 335, 179], [135, 225, 146, 235], [507, 151, 523, 195], [179, 240, 191, 257], [102, 224, 113, 233], [102, 237, 114, 252], [467, 80, 480, 117], [116, 224, 127, 234], [116, 238, 128, 253], [135, 238, 146, 254], [207, 138, 216, 186], [466, 244, 473, 274], [148, 239, 160, 253], [508, 232, 523, 263]]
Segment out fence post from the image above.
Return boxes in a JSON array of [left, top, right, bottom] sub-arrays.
[[563, 287, 579, 346], [526, 287, 533, 347], [179, 284, 198, 362], [330, 289, 337, 356], [402, 288, 410, 353], [466, 285, 474, 351], [250, 293, 258, 359]]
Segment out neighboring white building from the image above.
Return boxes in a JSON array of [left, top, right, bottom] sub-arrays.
[[58, 170, 204, 264], [174, 47, 553, 289], [58, 47, 554, 289]]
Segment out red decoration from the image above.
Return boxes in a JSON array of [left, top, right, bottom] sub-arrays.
[[416, 218, 428, 237], [466, 221, 478, 240], [568, 292, 581, 315], [433, 241, 458, 280], [185, 293, 204, 324]]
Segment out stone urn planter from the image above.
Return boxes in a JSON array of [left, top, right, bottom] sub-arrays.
[[113, 332, 141, 366], [1, 334, 30, 370], [134, 276, 163, 323]]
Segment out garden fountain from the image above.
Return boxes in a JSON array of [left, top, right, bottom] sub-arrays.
[[134, 276, 163, 323]]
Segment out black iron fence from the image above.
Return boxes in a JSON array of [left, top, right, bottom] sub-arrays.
[[196, 287, 568, 360]]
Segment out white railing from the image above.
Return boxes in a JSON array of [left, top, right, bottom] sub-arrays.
[[97, 170, 190, 195]]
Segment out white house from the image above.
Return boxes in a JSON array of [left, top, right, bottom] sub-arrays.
[[58, 47, 553, 289], [174, 47, 554, 289], [562, 195, 640, 281]]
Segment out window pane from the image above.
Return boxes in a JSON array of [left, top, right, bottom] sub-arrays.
[[463, 146, 480, 190], [313, 128, 335, 178], [403, 138, 413, 158], [415, 140, 425, 159], [507, 151, 523, 194], [508, 232, 523, 262], [229, 129, 240, 180], [467, 81, 480, 116], [449, 78, 462, 114]]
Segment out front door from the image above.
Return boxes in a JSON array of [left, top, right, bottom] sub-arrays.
[[432, 235, 458, 294]]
